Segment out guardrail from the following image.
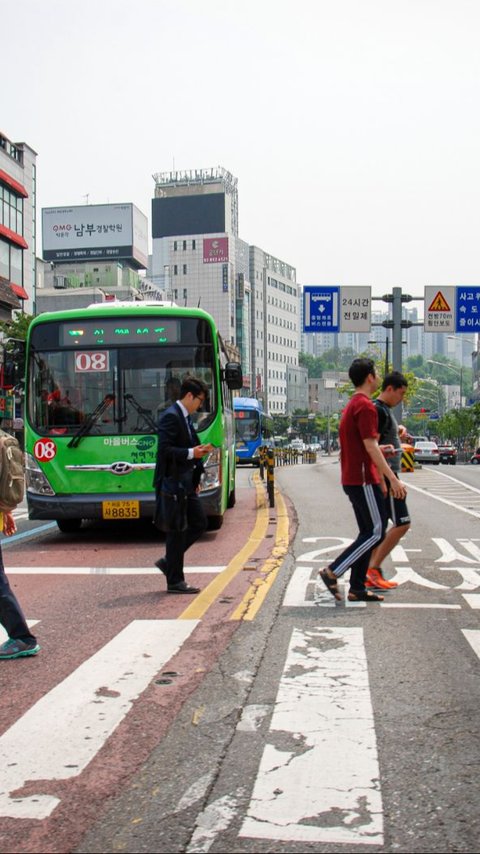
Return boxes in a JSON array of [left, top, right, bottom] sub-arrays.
[[274, 448, 317, 465], [256, 446, 319, 509]]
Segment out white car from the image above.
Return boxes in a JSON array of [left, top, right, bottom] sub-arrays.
[[414, 441, 440, 465]]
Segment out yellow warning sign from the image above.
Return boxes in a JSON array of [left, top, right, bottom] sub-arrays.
[[428, 291, 451, 312]]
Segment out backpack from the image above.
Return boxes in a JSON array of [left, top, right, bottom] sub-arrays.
[[374, 399, 393, 444], [0, 428, 24, 512]]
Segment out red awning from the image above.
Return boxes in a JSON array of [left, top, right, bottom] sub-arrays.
[[0, 169, 28, 198], [0, 223, 28, 249], [10, 283, 28, 300]]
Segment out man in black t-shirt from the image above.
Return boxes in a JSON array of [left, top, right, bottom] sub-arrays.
[[367, 371, 411, 591]]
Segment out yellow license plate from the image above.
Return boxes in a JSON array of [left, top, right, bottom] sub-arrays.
[[102, 500, 140, 520]]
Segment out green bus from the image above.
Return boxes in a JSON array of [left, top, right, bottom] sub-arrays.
[[20, 302, 242, 532]]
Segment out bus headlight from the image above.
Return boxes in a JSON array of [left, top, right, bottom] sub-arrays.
[[199, 447, 221, 492], [25, 453, 55, 495]]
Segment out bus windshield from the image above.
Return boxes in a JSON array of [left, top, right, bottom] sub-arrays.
[[235, 410, 260, 442], [28, 319, 216, 436]]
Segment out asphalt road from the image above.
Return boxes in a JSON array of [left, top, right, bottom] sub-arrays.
[[1, 458, 480, 853]]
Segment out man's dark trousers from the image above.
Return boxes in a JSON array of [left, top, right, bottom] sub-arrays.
[[329, 483, 386, 591], [165, 489, 207, 586]]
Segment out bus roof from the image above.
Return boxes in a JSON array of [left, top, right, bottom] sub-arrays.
[[30, 302, 215, 325], [234, 397, 264, 411]]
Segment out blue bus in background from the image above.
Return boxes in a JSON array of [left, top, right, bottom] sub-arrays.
[[234, 397, 274, 465]]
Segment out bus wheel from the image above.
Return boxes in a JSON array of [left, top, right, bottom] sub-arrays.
[[208, 515, 224, 531], [56, 519, 82, 533], [227, 488, 236, 509]]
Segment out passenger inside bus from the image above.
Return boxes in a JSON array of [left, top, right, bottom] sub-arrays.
[[47, 385, 84, 427]]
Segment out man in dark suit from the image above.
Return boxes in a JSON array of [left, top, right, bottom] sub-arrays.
[[153, 376, 214, 594]]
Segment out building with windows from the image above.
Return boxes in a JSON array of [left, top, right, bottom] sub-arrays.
[[286, 364, 308, 413], [149, 167, 300, 413], [0, 130, 36, 318], [37, 202, 149, 313]]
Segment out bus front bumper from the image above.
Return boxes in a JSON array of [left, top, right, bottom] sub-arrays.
[[27, 487, 222, 521]]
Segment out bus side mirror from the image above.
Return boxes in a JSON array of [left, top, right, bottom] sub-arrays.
[[224, 362, 243, 390]]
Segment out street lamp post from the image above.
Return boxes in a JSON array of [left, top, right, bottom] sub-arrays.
[[447, 335, 477, 406], [427, 359, 463, 408], [368, 337, 389, 375]]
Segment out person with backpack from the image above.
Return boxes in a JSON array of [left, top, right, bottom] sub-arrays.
[[366, 371, 411, 591], [0, 429, 40, 660]]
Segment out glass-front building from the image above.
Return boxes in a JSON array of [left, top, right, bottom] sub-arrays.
[[0, 131, 37, 318]]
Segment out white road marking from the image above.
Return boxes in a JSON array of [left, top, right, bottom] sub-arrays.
[[407, 470, 480, 519], [0, 620, 39, 644], [188, 789, 245, 853], [0, 619, 198, 820], [462, 629, 480, 658], [5, 566, 225, 575], [432, 539, 478, 564], [380, 603, 461, 609], [462, 594, 480, 609], [284, 566, 326, 607], [177, 772, 216, 812], [236, 705, 271, 732], [389, 566, 448, 589], [240, 626, 383, 846]]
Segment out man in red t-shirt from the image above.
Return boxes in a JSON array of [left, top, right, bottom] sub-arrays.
[[319, 357, 407, 603]]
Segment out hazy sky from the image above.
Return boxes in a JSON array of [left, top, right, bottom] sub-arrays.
[[3, 0, 480, 297]]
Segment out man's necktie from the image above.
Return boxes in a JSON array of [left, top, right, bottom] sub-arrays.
[[186, 415, 195, 443]]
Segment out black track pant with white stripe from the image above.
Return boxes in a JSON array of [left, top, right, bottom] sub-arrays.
[[329, 483, 387, 592]]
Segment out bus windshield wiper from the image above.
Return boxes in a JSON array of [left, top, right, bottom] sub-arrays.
[[67, 394, 115, 448], [124, 393, 158, 432]]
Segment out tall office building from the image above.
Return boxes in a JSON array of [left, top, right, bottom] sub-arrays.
[[0, 130, 37, 318], [150, 167, 300, 411], [249, 246, 298, 412]]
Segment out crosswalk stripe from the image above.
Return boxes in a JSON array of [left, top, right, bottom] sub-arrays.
[[6, 566, 225, 575], [0, 619, 198, 820], [239, 626, 383, 846], [0, 620, 39, 644]]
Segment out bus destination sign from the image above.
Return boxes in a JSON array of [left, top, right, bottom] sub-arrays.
[[60, 319, 180, 347]]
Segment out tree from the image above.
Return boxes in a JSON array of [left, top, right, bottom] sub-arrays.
[[437, 407, 479, 451], [0, 313, 34, 342]]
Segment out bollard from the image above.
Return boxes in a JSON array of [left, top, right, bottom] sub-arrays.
[[266, 447, 275, 507], [259, 445, 266, 479], [401, 443, 415, 473]]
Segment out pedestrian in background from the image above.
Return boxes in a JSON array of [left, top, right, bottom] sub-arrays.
[[153, 376, 214, 594], [318, 357, 407, 603], [366, 371, 411, 591], [0, 511, 40, 660]]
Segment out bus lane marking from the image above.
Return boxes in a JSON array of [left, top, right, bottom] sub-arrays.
[[180, 475, 269, 621], [0, 619, 198, 820], [462, 629, 480, 659], [239, 626, 383, 846], [462, 594, 480, 609], [230, 487, 289, 621]]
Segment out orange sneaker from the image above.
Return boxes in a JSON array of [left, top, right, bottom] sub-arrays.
[[366, 567, 398, 590]]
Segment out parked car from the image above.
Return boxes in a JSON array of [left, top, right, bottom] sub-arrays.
[[470, 448, 480, 465], [437, 443, 457, 465], [414, 441, 440, 464], [409, 435, 428, 445]]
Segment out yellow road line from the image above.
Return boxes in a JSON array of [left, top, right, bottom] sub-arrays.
[[230, 486, 289, 621], [179, 474, 269, 620]]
